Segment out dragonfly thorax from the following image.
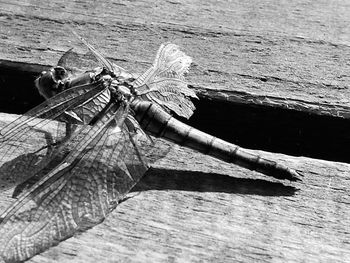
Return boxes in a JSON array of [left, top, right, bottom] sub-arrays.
[[108, 78, 134, 103]]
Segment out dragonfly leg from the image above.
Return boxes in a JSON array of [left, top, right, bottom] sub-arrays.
[[65, 122, 77, 139], [51, 122, 78, 147], [30, 127, 56, 155]]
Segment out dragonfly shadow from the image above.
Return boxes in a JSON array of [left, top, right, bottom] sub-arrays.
[[133, 167, 298, 197], [0, 152, 44, 193], [0, 150, 297, 202]]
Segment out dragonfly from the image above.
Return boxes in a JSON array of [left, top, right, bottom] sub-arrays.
[[0, 34, 301, 262]]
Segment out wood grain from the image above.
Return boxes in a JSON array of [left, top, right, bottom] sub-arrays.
[[0, 0, 350, 117], [0, 112, 349, 263], [0, 0, 349, 262]]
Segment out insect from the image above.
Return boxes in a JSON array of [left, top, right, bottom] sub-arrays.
[[0, 34, 301, 262]]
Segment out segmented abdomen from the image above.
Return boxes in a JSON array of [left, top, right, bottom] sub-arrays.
[[131, 99, 300, 181]]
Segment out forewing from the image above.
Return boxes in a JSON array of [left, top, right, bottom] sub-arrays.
[[71, 29, 134, 79], [0, 80, 106, 137], [133, 43, 197, 119], [0, 80, 109, 191], [0, 103, 149, 262], [57, 47, 101, 75]]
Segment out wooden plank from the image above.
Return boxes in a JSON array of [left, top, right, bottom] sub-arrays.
[[0, 1, 349, 262], [0, 0, 350, 118], [0, 112, 349, 262]]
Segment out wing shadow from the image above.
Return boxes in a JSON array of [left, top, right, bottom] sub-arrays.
[[0, 151, 298, 203], [133, 167, 298, 196]]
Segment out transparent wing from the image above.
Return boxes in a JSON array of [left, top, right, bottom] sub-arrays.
[[57, 47, 101, 75], [0, 102, 149, 262], [0, 80, 110, 191], [133, 43, 197, 119], [134, 43, 193, 85], [70, 29, 135, 80], [139, 77, 196, 119]]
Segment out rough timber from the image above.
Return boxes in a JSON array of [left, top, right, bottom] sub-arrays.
[[0, 0, 349, 262]]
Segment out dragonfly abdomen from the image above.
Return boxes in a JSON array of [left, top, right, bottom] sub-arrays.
[[132, 100, 301, 181]]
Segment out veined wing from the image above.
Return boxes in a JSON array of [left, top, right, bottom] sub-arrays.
[[57, 47, 101, 75], [133, 43, 197, 119], [71, 29, 135, 80], [0, 79, 111, 191], [0, 101, 149, 262]]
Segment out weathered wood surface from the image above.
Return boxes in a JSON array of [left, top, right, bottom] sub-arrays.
[[0, 0, 350, 117], [0, 112, 349, 263], [0, 0, 350, 262]]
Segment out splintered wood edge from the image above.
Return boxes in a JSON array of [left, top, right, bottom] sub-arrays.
[[193, 86, 350, 119]]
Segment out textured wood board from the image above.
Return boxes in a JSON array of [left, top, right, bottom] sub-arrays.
[[0, 112, 349, 262], [0, 0, 349, 262], [0, 0, 350, 117]]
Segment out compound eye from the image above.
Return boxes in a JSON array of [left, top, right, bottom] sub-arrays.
[[53, 66, 67, 80]]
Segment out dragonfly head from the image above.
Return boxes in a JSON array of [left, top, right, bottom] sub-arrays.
[[35, 66, 69, 99], [52, 66, 69, 81]]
